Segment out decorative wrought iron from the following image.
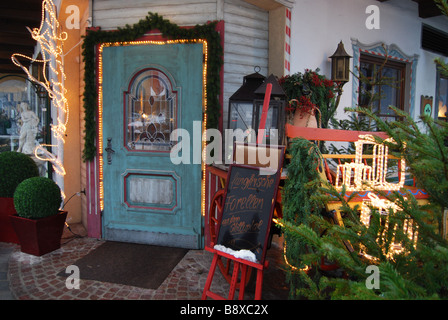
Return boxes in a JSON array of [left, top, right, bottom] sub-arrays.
[[105, 137, 115, 165]]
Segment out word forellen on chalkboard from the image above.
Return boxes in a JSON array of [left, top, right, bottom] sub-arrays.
[[216, 164, 281, 264]]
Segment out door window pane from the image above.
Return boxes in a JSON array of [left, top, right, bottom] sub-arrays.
[[125, 69, 177, 151]]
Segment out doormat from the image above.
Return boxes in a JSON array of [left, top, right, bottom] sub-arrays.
[[58, 241, 188, 289]]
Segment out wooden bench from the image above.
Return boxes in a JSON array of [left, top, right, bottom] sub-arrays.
[[285, 124, 390, 143], [285, 123, 403, 184], [284, 123, 429, 267]]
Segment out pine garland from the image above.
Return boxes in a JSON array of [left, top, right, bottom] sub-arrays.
[[280, 138, 327, 297], [81, 12, 223, 161]]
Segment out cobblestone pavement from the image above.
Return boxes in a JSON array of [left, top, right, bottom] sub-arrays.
[[1, 224, 288, 300], [0, 243, 15, 300]]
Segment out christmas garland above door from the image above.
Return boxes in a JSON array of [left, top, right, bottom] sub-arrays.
[[82, 12, 223, 161]]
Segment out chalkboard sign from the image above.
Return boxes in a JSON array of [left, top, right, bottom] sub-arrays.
[[216, 164, 281, 263]]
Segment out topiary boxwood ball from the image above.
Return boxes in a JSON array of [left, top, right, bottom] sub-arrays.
[[14, 177, 62, 219], [0, 151, 39, 198]]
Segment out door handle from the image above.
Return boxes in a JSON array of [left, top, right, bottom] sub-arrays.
[[105, 137, 115, 165]]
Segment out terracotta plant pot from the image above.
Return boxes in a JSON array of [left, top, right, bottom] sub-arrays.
[[293, 110, 318, 128], [10, 211, 68, 256], [0, 197, 19, 244]]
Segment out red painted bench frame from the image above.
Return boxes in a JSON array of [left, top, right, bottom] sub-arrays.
[[285, 123, 389, 142]]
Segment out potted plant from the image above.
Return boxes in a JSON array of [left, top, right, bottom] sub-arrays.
[[9, 177, 67, 256], [287, 96, 319, 128], [279, 69, 338, 129], [0, 151, 39, 243]]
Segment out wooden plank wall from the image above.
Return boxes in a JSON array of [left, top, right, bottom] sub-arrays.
[[222, 0, 269, 127], [92, 0, 218, 29]]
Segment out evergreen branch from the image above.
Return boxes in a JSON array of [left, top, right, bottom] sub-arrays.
[[434, 0, 448, 18], [422, 114, 448, 177]]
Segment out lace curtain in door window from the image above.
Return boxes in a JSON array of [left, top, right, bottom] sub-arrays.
[[125, 69, 177, 151]]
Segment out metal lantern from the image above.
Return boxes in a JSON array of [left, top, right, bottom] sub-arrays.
[[329, 41, 352, 84], [227, 70, 265, 140], [225, 69, 286, 163], [253, 74, 286, 143]]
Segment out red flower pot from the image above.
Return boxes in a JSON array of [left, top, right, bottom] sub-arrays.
[[0, 197, 19, 244], [10, 211, 68, 256]]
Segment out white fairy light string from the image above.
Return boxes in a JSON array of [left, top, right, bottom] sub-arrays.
[[34, 144, 66, 177], [332, 135, 415, 260], [360, 193, 418, 260], [335, 135, 406, 191], [11, 0, 68, 197]]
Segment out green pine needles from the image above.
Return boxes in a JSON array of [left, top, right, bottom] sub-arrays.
[[279, 110, 448, 299], [280, 138, 326, 297]]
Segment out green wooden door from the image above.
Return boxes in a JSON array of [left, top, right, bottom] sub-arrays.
[[101, 42, 204, 249]]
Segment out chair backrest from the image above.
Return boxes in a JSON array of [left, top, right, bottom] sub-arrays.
[[233, 142, 285, 174]]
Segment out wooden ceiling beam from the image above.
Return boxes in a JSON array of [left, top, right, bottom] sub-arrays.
[[0, 58, 30, 68], [0, 50, 33, 60], [0, 1, 41, 75], [0, 32, 36, 47], [0, 43, 34, 53], [0, 64, 28, 74], [0, 0, 42, 11], [0, 20, 37, 35], [0, 9, 42, 23]]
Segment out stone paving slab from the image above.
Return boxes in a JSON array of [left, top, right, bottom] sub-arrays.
[[1, 225, 288, 300], [7, 237, 230, 300], [0, 243, 15, 300]]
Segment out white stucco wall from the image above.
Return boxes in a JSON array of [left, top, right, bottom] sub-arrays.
[[290, 0, 448, 120]]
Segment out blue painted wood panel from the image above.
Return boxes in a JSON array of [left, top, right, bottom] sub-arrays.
[[101, 43, 203, 248]]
